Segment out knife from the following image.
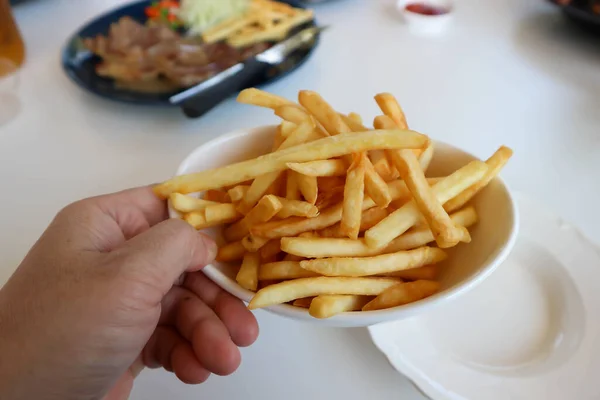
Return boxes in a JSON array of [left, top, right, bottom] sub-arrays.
[[170, 25, 327, 118]]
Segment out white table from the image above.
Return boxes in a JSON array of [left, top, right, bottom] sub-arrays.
[[3, 0, 599, 399]]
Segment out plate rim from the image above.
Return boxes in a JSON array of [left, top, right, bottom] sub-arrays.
[[367, 191, 600, 400]]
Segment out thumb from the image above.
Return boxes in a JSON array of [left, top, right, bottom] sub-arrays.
[[112, 218, 217, 294]]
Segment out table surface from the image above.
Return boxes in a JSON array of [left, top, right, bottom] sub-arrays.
[[3, 0, 600, 399]]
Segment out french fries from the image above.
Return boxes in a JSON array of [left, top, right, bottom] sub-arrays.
[[169, 193, 218, 213], [154, 128, 427, 198], [287, 160, 347, 177], [157, 88, 512, 319], [362, 280, 440, 311], [299, 247, 447, 277], [444, 146, 513, 213], [391, 149, 462, 248], [365, 161, 488, 249], [225, 195, 282, 241], [275, 196, 319, 218], [237, 253, 261, 291], [309, 295, 372, 319], [216, 240, 246, 262], [236, 88, 296, 110], [340, 154, 366, 239], [248, 277, 401, 309], [296, 173, 318, 204], [258, 261, 319, 280], [227, 185, 250, 203], [281, 207, 477, 258]]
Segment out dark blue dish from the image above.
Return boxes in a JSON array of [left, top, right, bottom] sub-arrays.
[[547, 0, 600, 34], [61, 0, 319, 109]]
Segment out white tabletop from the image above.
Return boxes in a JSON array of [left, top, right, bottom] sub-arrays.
[[2, 0, 599, 399]]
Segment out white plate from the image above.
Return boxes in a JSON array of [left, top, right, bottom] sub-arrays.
[[368, 192, 600, 400]]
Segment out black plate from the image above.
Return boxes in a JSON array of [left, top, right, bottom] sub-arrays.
[[547, 0, 600, 33], [61, 0, 319, 106]]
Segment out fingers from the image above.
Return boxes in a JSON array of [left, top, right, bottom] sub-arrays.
[[184, 272, 259, 347], [93, 186, 168, 228], [142, 326, 210, 384], [171, 342, 211, 384], [112, 219, 217, 296], [176, 293, 241, 376]]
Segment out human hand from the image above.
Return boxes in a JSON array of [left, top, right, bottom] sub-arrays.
[[0, 187, 259, 400]]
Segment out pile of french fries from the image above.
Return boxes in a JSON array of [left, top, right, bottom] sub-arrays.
[[202, 0, 314, 48], [154, 88, 512, 319]]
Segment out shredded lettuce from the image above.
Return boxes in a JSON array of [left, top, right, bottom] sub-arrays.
[[179, 0, 250, 35]]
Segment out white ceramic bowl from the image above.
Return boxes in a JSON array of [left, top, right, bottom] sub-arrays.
[[168, 125, 519, 327]]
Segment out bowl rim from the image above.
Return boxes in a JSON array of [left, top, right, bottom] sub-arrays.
[[169, 125, 519, 325]]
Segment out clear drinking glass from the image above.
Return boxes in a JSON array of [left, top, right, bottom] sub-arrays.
[[0, 0, 24, 126]]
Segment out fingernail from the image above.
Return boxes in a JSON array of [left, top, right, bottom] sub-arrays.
[[199, 233, 217, 263]]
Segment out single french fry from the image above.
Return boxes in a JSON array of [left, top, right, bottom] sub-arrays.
[[390, 149, 462, 248], [419, 142, 435, 173], [281, 237, 377, 258], [237, 88, 295, 110], [227, 185, 250, 203], [279, 120, 297, 138], [169, 193, 219, 213], [248, 277, 402, 309], [309, 295, 372, 319], [444, 146, 514, 213], [364, 157, 393, 207], [296, 173, 318, 205], [274, 104, 312, 125], [292, 297, 314, 308], [319, 207, 388, 238], [298, 90, 351, 136], [237, 171, 281, 214], [340, 154, 366, 239], [365, 161, 488, 249], [300, 247, 447, 277], [386, 206, 478, 252], [203, 189, 231, 203], [258, 261, 318, 280], [279, 120, 319, 149], [374, 93, 408, 130], [242, 235, 270, 252], [380, 265, 439, 280], [362, 280, 440, 311], [154, 129, 428, 198], [216, 240, 246, 262], [237, 253, 261, 291], [374, 114, 424, 158], [275, 196, 319, 218], [360, 207, 389, 231], [286, 170, 302, 201], [204, 203, 242, 224], [259, 238, 282, 260], [339, 113, 367, 132], [347, 112, 363, 125], [251, 179, 414, 239], [225, 195, 283, 241], [287, 159, 347, 177], [273, 127, 286, 150]]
